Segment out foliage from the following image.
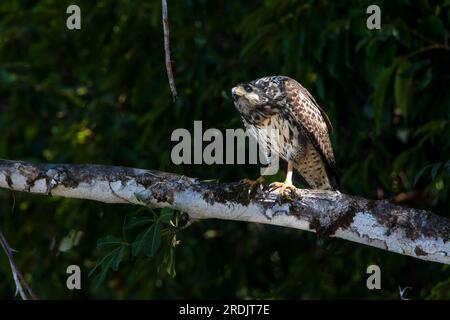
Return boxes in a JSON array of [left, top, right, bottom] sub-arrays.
[[88, 208, 178, 289], [0, 0, 449, 298]]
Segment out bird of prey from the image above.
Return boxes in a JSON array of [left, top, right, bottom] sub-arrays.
[[232, 75, 339, 191]]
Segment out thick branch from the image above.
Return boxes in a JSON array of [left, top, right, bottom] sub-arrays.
[[0, 159, 449, 264]]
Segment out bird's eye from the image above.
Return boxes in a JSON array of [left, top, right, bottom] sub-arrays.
[[243, 84, 253, 93]]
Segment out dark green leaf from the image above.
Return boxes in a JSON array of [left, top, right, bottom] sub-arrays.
[[124, 216, 154, 230], [394, 59, 413, 120], [92, 263, 112, 289], [431, 163, 442, 180], [131, 230, 146, 257], [131, 223, 162, 257], [96, 235, 124, 248], [89, 245, 126, 287], [144, 224, 161, 257], [373, 64, 396, 133], [159, 208, 174, 223], [413, 163, 434, 186], [166, 248, 176, 278], [111, 246, 126, 271]]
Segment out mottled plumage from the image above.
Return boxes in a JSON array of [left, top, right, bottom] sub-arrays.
[[232, 75, 339, 190]]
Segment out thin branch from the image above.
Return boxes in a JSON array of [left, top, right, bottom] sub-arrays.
[[0, 231, 38, 300], [162, 0, 177, 101], [403, 43, 447, 60], [0, 159, 449, 265]]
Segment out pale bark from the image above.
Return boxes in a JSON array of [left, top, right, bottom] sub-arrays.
[[0, 159, 449, 264]]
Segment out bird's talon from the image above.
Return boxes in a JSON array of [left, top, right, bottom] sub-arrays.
[[241, 176, 267, 195], [269, 181, 297, 198]]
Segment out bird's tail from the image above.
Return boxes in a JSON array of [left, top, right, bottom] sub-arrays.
[[280, 159, 341, 191]]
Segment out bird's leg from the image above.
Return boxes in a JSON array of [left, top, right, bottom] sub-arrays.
[[285, 160, 294, 186], [241, 175, 267, 194], [269, 160, 297, 196]]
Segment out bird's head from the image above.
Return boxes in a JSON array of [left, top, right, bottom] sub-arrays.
[[231, 76, 289, 119]]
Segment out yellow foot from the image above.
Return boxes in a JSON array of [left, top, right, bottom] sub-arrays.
[[241, 176, 267, 194], [269, 181, 297, 198]]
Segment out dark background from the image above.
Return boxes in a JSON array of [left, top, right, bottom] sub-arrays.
[[0, 0, 449, 299]]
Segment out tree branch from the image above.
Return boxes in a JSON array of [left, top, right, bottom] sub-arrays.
[[161, 0, 177, 100], [0, 159, 449, 264], [0, 231, 38, 300]]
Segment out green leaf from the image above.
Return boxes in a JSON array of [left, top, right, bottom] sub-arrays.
[[111, 246, 126, 271], [91, 263, 112, 289], [159, 208, 174, 223], [431, 163, 442, 180], [392, 148, 418, 173], [394, 59, 413, 120], [131, 223, 162, 257], [144, 224, 161, 257], [423, 15, 446, 38], [131, 230, 146, 257], [124, 216, 154, 230], [89, 245, 127, 288], [427, 278, 450, 299], [166, 248, 176, 278], [413, 163, 434, 186], [96, 235, 124, 248], [88, 255, 107, 278], [89, 234, 129, 289], [418, 67, 432, 91], [373, 64, 396, 134]]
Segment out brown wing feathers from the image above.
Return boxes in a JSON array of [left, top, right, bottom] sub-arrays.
[[284, 78, 340, 190], [284, 79, 336, 167]]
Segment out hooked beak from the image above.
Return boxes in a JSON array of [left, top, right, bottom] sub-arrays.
[[231, 86, 246, 101]]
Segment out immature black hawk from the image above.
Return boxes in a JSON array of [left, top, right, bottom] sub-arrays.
[[232, 76, 340, 191]]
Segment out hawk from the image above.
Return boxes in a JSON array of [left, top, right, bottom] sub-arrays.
[[232, 75, 340, 191]]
